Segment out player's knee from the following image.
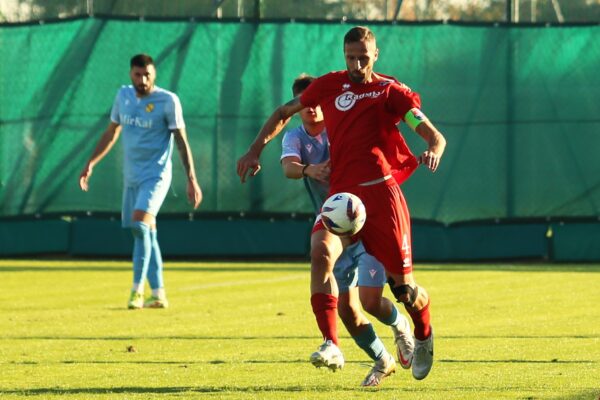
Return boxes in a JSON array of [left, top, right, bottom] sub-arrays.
[[130, 221, 150, 238], [387, 276, 418, 307], [310, 241, 335, 266]]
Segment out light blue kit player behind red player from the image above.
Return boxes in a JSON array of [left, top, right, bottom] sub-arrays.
[[279, 74, 415, 387], [79, 54, 202, 310]]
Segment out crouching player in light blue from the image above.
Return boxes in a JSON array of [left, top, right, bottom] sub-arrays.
[[79, 54, 202, 309], [280, 74, 415, 387]]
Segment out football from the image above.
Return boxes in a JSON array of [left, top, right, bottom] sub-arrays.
[[320, 192, 366, 236]]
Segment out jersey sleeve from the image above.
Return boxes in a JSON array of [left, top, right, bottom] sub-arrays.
[[299, 76, 325, 108], [165, 94, 186, 130], [280, 130, 302, 161], [386, 82, 422, 121], [109, 89, 121, 124]]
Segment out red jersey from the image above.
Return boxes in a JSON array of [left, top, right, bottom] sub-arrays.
[[300, 71, 420, 191]]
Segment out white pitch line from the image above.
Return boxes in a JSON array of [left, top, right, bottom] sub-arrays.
[[178, 274, 306, 292]]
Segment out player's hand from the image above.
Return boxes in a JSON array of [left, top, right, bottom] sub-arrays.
[[79, 163, 93, 191], [418, 150, 441, 172], [236, 151, 261, 183], [187, 179, 203, 209], [306, 160, 331, 183]]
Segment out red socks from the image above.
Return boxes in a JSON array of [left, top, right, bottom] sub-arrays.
[[310, 293, 339, 345], [407, 300, 431, 341]]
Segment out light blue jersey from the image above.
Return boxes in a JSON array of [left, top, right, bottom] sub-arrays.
[[282, 124, 386, 291], [110, 85, 184, 185], [281, 125, 329, 213]]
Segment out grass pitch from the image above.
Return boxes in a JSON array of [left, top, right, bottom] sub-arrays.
[[0, 260, 599, 399]]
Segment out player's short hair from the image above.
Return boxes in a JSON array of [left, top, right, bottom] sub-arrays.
[[344, 26, 376, 45], [292, 73, 315, 97], [130, 54, 154, 69]]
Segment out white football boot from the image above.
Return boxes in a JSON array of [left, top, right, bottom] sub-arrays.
[[361, 353, 396, 387], [310, 340, 345, 372], [412, 326, 434, 380], [391, 314, 415, 369]]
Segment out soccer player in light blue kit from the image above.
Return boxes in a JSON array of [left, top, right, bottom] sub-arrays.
[[279, 74, 414, 386], [79, 54, 202, 309]]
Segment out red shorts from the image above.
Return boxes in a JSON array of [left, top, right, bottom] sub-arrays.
[[313, 179, 413, 275]]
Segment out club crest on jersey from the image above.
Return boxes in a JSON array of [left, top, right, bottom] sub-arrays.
[[335, 90, 384, 112], [145, 103, 154, 113]]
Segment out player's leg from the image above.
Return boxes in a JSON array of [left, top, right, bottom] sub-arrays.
[[129, 209, 154, 308], [386, 188, 433, 380], [387, 270, 432, 380], [144, 228, 169, 308], [355, 249, 414, 369], [309, 223, 344, 371], [122, 185, 149, 309], [141, 178, 171, 309], [355, 182, 433, 380], [335, 249, 395, 386]]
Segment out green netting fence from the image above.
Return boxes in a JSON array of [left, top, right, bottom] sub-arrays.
[[1, 19, 599, 225]]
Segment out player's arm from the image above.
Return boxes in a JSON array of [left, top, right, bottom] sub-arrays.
[[405, 109, 446, 172], [79, 122, 121, 191], [281, 157, 330, 183], [172, 128, 202, 209], [236, 97, 305, 183]]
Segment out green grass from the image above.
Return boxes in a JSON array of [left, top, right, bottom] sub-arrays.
[[0, 260, 599, 399]]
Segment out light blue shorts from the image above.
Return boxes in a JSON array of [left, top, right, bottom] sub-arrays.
[[122, 177, 171, 228], [334, 241, 387, 293]]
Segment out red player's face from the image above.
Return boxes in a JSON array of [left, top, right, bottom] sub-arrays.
[[130, 65, 156, 96], [344, 40, 378, 83]]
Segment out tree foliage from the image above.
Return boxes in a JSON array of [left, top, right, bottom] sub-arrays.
[[1, 0, 599, 23]]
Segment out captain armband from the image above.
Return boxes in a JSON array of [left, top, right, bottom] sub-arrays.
[[404, 108, 429, 131]]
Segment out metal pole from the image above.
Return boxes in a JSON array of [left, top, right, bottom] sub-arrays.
[[514, 0, 519, 22], [550, 0, 565, 23], [531, 0, 537, 23], [254, 0, 260, 20], [393, 0, 404, 21], [87, 0, 94, 17], [506, 0, 512, 23], [213, 0, 226, 18]]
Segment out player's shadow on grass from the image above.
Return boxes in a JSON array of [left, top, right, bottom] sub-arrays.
[[8, 359, 596, 367], [2, 387, 597, 397], [0, 385, 380, 395], [7, 334, 600, 340], [439, 359, 597, 364]]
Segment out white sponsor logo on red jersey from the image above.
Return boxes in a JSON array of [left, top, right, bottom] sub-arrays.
[[334, 90, 384, 112]]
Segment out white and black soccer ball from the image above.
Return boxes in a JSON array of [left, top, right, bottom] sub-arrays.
[[320, 192, 366, 236]]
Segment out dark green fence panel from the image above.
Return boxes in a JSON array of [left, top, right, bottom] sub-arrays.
[[552, 222, 600, 262], [1, 20, 599, 225], [0, 219, 70, 255]]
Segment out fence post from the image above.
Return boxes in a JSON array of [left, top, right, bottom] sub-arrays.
[[87, 0, 94, 17]]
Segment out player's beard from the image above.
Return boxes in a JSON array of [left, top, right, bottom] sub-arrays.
[[135, 84, 152, 96], [348, 70, 367, 83]]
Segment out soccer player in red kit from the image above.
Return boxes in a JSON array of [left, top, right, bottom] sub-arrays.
[[237, 26, 446, 381]]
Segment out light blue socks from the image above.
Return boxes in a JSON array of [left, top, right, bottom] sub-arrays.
[[131, 221, 151, 287]]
